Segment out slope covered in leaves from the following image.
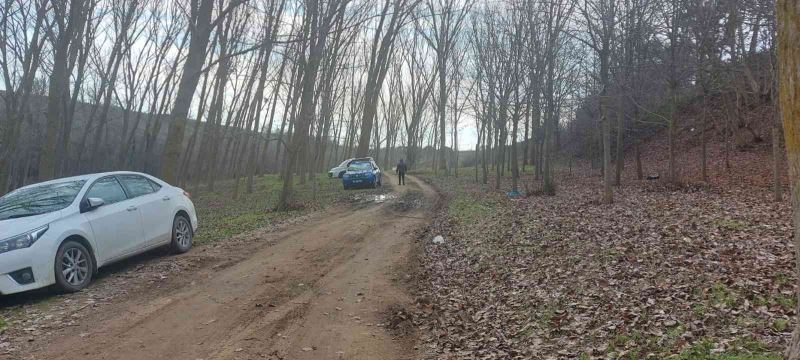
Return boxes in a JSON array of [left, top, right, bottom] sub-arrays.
[[413, 170, 792, 359]]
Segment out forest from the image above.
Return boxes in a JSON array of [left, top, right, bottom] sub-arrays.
[[2, 0, 800, 358], [0, 0, 784, 202]]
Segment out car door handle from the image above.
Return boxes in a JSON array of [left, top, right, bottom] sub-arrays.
[[162, 196, 171, 201], [126, 206, 138, 212]]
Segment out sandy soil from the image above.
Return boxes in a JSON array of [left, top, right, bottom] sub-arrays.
[[9, 174, 434, 360]]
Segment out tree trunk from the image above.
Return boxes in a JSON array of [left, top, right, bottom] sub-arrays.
[[614, 105, 624, 186], [668, 88, 678, 183], [40, 0, 90, 181], [278, 0, 333, 210], [773, 47, 783, 202], [635, 141, 643, 180], [160, 0, 215, 184], [511, 110, 519, 193], [702, 93, 708, 182], [602, 106, 613, 203], [437, 56, 448, 173], [778, 0, 800, 356]]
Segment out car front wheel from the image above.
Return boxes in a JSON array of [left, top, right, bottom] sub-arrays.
[[54, 240, 94, 293], [170, 215, 193, 254]]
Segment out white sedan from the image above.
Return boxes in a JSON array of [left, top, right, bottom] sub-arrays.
[[0, 172, 198, 295], [328, 158, 354, 178]]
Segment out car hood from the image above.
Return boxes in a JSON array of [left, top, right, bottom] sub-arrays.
[[345, 170, 373, 175], [0, 211, 62, 240]]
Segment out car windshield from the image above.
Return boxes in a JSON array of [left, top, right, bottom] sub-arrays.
[[348, 162, 372, 171], [0, 180, 86, 221]]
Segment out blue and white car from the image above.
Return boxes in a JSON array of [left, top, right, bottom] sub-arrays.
[[342, 158, 382, 190], [0, 171, 198, 295]]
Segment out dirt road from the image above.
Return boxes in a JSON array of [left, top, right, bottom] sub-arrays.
[[21, 175, 434, 360]]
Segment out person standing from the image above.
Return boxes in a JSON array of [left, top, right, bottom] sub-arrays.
[[396, 159, 407, 185]]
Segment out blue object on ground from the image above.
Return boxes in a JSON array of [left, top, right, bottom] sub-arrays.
[[506, 190, 522, 198]]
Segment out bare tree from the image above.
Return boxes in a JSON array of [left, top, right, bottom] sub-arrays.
[[418, 0, 473, 173], [39, 0, 94, 181], [0, 0, 49, 192], [161, 0, 246, 184], [353, 0, 418, 157], [277, 0, 349, 210]]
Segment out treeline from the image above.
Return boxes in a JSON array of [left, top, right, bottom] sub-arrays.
[[464, 0, 778, 204], [0, 0, 441, 209], [0, 0, 781, 208]]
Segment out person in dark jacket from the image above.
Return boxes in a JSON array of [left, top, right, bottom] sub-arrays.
[[396, 159, 407, 185]]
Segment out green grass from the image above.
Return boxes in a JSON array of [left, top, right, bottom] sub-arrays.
[[772, 318, 789, 332], [773, 273, 791, 286], [192, 174, 350, 244], [447, 193, 495, 224], [711, 217, 747, 231], [774, 294, 796, 311], [711, 282, 738, 308], [599, 328, 780, 360], [673, 339, 780, 360], [692, 303, 707, 317], [0, 316, 6, 331], [753, 295, 769, 307]]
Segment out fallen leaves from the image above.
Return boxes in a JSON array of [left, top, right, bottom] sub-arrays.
[[413, 169, 792, 359]]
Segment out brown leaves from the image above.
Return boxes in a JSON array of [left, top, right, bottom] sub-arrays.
[[413, 171, 792, 359]]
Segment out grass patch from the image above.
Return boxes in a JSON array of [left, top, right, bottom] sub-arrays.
[[772, 318, 789, 332], [692, 303, 707, 317], [672, 338, 780, 360], [192, 174, 349, 244], [447, 193, 495, 224], [711, 282, 738, 308], [773, 273, 791, 286], [0, 316, 6, 330], [712, 217, 747, 231], [774, 294, 796, 311]]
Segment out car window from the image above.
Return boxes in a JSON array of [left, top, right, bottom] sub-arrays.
[[118, 175, 156, 198], [0, 180, 86, 220], [148, 179, 162, 192], [86, 177, 127, 205], [348, 162, 373, 171]]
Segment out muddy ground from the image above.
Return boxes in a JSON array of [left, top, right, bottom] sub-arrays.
[[0, 174, 436, 360]]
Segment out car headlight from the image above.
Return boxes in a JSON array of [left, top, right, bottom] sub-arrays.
[[0, 225, 48, 255]]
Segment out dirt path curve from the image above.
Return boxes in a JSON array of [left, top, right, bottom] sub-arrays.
[[27, 175, 434, 360]]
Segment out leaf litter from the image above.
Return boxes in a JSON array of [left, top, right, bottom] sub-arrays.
[[410, 168, 791, 359]]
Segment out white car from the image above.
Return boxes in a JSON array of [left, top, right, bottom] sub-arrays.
[[0, 171, 198, 295], [329, 158, 354, 178]]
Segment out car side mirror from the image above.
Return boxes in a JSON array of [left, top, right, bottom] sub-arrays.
[[81, 197, 105, 213]]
